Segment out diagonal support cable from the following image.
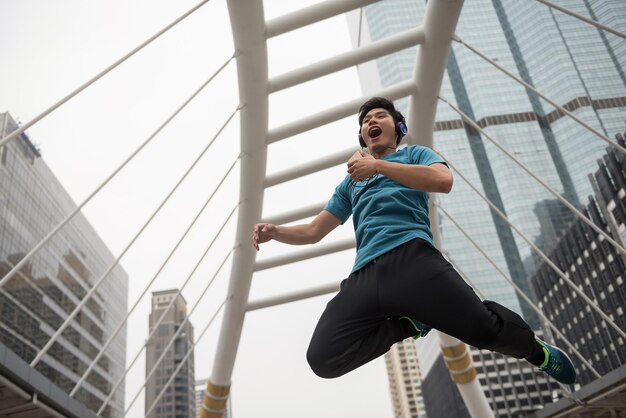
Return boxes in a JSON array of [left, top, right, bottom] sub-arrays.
[[144, 298, 227, 418], [439, 152, 626, 341], [535, 0, 626, 40], [0, 0, 219, 149], [122, 248, 234, 416], [437, 204, 601, 378], [0, 57, 236, 291], [439, 94, 626, 257], [29, 107, 240, 369], [452, 36, 626, 155], [69, 163, 240, 397], [96, 207, 239, 415]]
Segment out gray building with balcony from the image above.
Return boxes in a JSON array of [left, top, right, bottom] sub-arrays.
[[0, 112, 129, 417]]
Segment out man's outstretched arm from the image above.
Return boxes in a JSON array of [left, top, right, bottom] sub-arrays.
[[252, 210, 342, 250]]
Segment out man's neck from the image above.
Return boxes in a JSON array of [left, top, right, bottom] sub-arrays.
[[371, 147, 396, 159]]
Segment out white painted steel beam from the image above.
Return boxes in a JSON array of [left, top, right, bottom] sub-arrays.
[[261, 202, 325, 225], [210, 0, 268, 389], [267, 79, 416, 144], [247, 281, 341, 311], [264, 147, 355, 187], [254, 238, 355, 272], [406, 0, 463, 148], [269, 27, 424, 93], [266, 0, 379, 38]]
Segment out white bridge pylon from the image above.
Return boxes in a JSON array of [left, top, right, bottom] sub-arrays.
[[202, 0, 493, 417]]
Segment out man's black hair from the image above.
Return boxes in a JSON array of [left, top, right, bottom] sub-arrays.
[[358, 97, 403, 127]]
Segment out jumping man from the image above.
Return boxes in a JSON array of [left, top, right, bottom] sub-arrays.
[[251, 97, 576, 385]]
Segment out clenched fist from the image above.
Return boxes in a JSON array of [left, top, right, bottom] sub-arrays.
[[251, 223, 277, 250]]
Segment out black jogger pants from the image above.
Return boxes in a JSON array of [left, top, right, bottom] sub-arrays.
[[306, 238, 541, 378]]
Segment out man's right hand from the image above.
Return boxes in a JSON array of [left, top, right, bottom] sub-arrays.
[[251, 223, 277, 250]]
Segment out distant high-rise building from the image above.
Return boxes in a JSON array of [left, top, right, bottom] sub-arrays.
[[529, 133, 626, 385], [348, 0, 625, 413], [0, 112, 129, 417], [145, 290, 195, 418], [195, 378, 232, 418], [384, 338, 426, 418]]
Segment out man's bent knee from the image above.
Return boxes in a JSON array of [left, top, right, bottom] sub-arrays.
[[306, 344, 345, 379]]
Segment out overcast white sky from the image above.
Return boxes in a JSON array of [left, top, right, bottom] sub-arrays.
[[0, 1, 395, 417]]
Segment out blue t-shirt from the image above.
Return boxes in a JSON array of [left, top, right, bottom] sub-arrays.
[[324, 145, 447, 273]]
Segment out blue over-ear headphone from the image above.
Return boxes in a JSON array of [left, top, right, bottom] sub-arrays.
[[358, 116, 408, 148]]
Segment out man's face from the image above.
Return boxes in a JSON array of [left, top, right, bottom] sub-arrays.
[[360, 108, 396, 152]]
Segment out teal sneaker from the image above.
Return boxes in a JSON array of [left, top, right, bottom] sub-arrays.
[[400, 316, 432, 339], [535, 338, 577, 385]]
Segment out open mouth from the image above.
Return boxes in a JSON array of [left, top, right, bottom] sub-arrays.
[[368, 126, 382, 139]]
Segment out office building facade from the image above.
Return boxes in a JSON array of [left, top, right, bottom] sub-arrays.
[[529, 133, 626, 385], [0, 112, 129, 417], [145, 289, 195, 418]]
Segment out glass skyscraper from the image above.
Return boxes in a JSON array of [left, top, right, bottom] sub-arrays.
[[0, 112, 129, 417]]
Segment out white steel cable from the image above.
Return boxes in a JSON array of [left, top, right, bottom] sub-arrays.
[[0, 0, 218, 149], [0, 57, 236, 291], [452, 36, 626, 155], [437, 204, 602, 378], [122, 248, 235, 417], [144, 298, 228, 418], [30, 107, 240, 369], [96, 206, 239, 415], [439, 152, 626, 341], [439, 94, 626, 257], [69, 165, 240, 397], [535, 0, 626, 40]]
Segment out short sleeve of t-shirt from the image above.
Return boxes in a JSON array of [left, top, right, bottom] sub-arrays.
[[409, 145, 448, 167], [324, 179, 352, 224]]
